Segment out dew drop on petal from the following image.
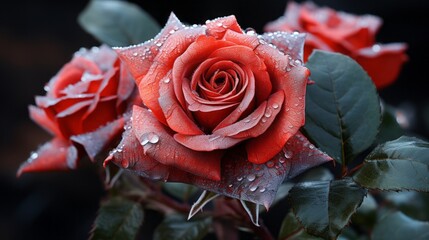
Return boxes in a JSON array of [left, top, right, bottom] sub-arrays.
[[261, 118, 267, 123], [272, 103, 279, 109], [163, 78, 171, 83], [259, 187, 266, 193], [133, 52, 138, 57], [284, 150, 293, 159], [237, 176, 243, 182], [265, 160, 275, 168], [249, 185, 258, 192], [228, 184, 233, 188], [247, 174, 256, 182]]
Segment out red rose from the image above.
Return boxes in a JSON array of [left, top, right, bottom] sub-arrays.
[[106, 14, 332, 207], [265, 1, 408, 89], [18, 45, 136, 176]]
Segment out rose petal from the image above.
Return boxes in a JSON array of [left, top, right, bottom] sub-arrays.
[[206, 15, 242, 39], [132, 105, 222, 181], [158, 72, 204, 135], [173, 133, 243, 151], [116, 63, 136, 106], [82, 96, 118, 132], [173, 36, 236, 110], [71, 117, 125, 161], [114, 13, 185, 85], [169, 132, 332, 209], [259, 31, 307, 63], [17, 138, 78, 176], [246, 42, 309, 163], [104, 121, 171, 180], [216, 90, 284, 138], [29, 105, 62, 137], [355, 43, 408, 88]]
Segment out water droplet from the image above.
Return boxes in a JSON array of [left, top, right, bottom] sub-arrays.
[[266, 160, 275, 168], [156, 42, 162, 47], [372, 44, 381, 52], [279, 158, 285, 163], [261, 118, 267, 123], [294, 59, 302, 66], [44, 85, 50, 91], [30, 152, 38, 159], [249, 185, 258, 192], [309, 144, 315, 149], [228, 184, 233, 188], [264, 111, 272, 118], [286, 108, 290, 112], [237, 176, 243, 181], [244, 118, 251, 123], [133, 52, 138, 57], [286, 67, 291, 72], [245, 27, 256, 35], [288, 125, 294, 129], [294, 103, 299, 107], [169, 29, 176, 34], [140, 139, 149, 146], [247, 174, 256, 182], [259, 187, 266, 193], [284, 150, 293, 159], [148, 134, 159, 144], [272, 103, 279, 109], [163, 78, 170, 83]]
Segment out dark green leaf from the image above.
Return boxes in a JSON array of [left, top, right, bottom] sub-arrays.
[[304, 50, 381, 165], [78, 0, 161, 46], [90, 196, 144, 240], [372, 211, 429, 240], [153, 215, 212, 240], [384, 191, 429, 221], [353, 136, 429, 191], [278, 212, 323, 240], [376, 103, 404, 144], [163, 182, 198, 201], [288, 179, 367, 239]]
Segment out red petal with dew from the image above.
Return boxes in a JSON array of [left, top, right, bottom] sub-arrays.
[[17, 138, 78, 176], [132, 105, 222, 181], [71, 117, 125, 161]]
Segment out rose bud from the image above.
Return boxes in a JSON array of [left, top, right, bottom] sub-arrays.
[[18, 45, 137, 176], [265, 1, 408, 89]]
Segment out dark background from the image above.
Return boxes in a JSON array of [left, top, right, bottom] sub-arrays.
[[1, 0, 428, 239]]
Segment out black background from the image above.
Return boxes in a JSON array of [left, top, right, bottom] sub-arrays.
[[1, 0, 428, 239]]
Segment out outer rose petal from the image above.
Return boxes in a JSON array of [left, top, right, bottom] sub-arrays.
[[71, 117, 125, 161], [168, 132, 332, 208], [17, 138, 78, 176], [29, 105, 62, 137], [354, 43, 408, 88], [132, 106, 222, 181], [206, 15, 242, 39], [104, 122, 171, 181]]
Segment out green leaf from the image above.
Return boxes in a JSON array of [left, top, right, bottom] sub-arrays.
[[372, 211, 429, 240], [90, 196, 144, 240], [304, 50, 381, 165], [278, 212, 323, 240], [288, 179, 367, 239], [78, 0, 161, 46], [353, 136, 429, 191], [153, 215, 212, 240], [376, 103, 404, 144], [384, 191, 429, 221]]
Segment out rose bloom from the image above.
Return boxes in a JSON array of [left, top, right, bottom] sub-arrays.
[[18, 45, 136, 176], [265, 1, 408, 89], [107, 14, 332, 206]]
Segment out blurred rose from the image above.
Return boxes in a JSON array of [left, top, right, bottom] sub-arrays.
[[18, 45, 136, 176], [265, 1, 408, 88]]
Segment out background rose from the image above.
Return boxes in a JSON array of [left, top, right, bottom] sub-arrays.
[[107, 13, 332, 207], [265, 1, 408, 89], [18, 45, 136, 175]]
